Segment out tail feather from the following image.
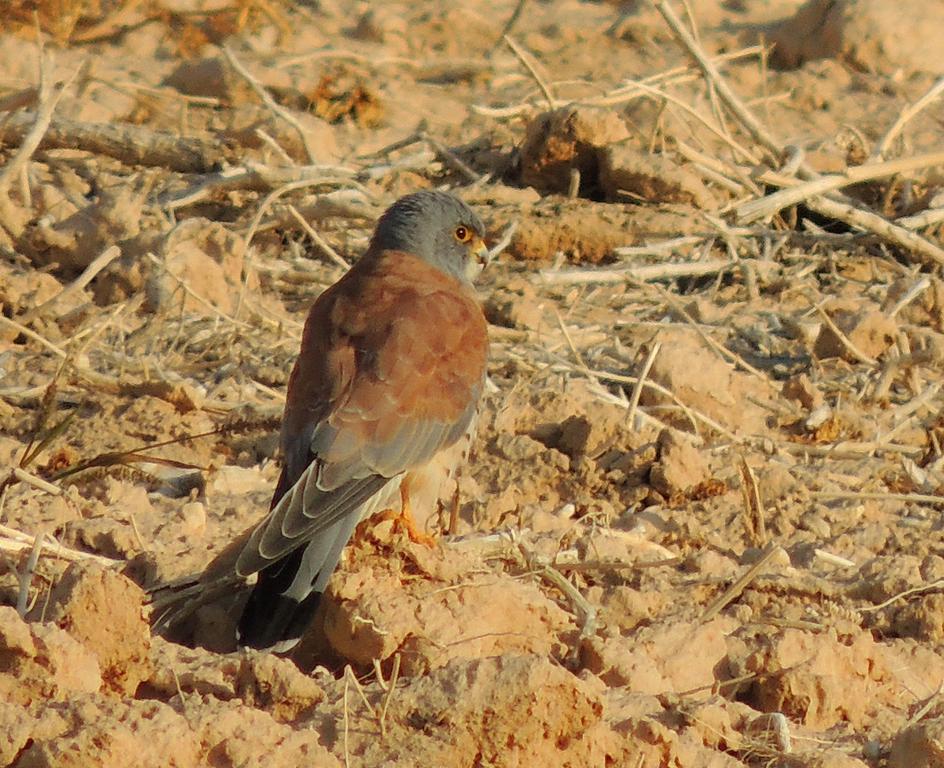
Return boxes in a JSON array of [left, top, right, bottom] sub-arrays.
[[148, 472, 397, 652], [236, 513, 361, 651]]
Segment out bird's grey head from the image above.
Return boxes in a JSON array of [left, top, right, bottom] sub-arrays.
[[369, 190, 489, 283]]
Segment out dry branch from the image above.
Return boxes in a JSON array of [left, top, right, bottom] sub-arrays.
[[0, 111, 228, 172], [541, 259, 736, 285], [0, 524, 119, 567], [701, 543, 783, 621], [872, 76, 944, 160], [652, 0, 782, 164], [23, 245, 121, 322], [737, 152, 944, 223], [160, 163, 367, 211], [222, 45, 319, 165], [0, 63, 73, 194], [803, 194, 944, 268]]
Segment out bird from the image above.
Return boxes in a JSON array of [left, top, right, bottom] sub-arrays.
[[150, 190, 490, 653]]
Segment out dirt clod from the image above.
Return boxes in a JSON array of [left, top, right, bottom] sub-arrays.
[[599, 144, 716, 208], [769, 0, 944, 73], [518, 106, 630, 197], [42, 562, 151, 696], [650, 428, 711, 496]]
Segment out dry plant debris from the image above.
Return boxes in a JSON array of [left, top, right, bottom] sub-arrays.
[[2, 0, 944, 766]]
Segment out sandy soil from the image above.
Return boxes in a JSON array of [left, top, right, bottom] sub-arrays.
[[2, 0, 944, 766]]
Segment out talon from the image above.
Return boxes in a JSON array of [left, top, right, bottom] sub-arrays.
[[385, 477, 437, 547]]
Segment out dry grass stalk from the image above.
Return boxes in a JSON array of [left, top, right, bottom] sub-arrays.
[[286, 203, 351, 270], [12, 467, 61, 496], [23, 245, 121, 322], [626, 341, 661, 431], [653, 0, 944, 270], [803, 194, 944, 267], [906, 681, 944, 728], [636, 279, 772, 384], [503, 34, 557, 109], [871, 75, 944, 160], [473, 45, 764, 118], [701, 543, 782, 621], [738, 457, 767, 547], [222, 45, 318, 164], [15, 530, 45, 617], [808, 300, 878, 366], [0, 315, 67, 358], [811, 490, 944, 507], [653, 0, 781, 163], [160, 164, 362, 211], [0, 56, 78, 237], [857, 577, 944, 613], [737, 151, 944, 224], [378, 653, 401, 737], [813, 549, 855, 568], [0, 524, 119, 567], [541, 258, 737, 285]]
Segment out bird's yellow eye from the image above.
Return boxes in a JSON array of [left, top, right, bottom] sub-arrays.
[[454, 225, 471, 243]]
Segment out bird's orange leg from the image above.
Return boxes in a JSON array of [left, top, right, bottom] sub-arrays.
[[377, 476, 436, 547]]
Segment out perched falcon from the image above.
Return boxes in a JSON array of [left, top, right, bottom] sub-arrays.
[[151, 190, 489, 652]]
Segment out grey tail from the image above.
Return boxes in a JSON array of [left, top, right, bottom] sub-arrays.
[[234, 509, 364, 652], [235, 546, 323, 652]]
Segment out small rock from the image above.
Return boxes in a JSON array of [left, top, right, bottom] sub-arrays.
[[27, 184, 146, 272], [685, 549, 739, 579], [600, 586, 666, 632], [584, 618, 731, 692], [649, 429, 710, 496], [484, 280, 546, 331], [164, 56, 282, 105], [810, 752, 872, 768], [63, 517, 140, 559], [207, 465, 270, 497], [223, 104, 339, 164], [400, 655, 604, 764], [0, 615, 102, 705], [745, 712, 793, 754], [147, 218, 256, 316], [494, 433, 547, 462], [579, 527, 675, 565], [146, 637, 241, 700], [531, 414, 594, 459], [643, 328, 769, 435], [759, 463, 799, 501], [352, 8, 409, 43], [0, 701, 34, 767], [179, 501, 207, 537]]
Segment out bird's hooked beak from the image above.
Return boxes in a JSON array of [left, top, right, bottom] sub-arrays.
[[466, 237, 490, 281]]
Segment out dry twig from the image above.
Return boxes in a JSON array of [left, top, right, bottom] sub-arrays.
[[872, 76, 944, 160], [702, 543, 783, 621], [738, 152, 944, 223], [222, 45, 319, 164], [0, 111, 227, 172]]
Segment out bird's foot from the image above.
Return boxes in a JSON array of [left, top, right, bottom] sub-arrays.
[[376, 505, 436, 548], [396, 509, 437, 548]]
